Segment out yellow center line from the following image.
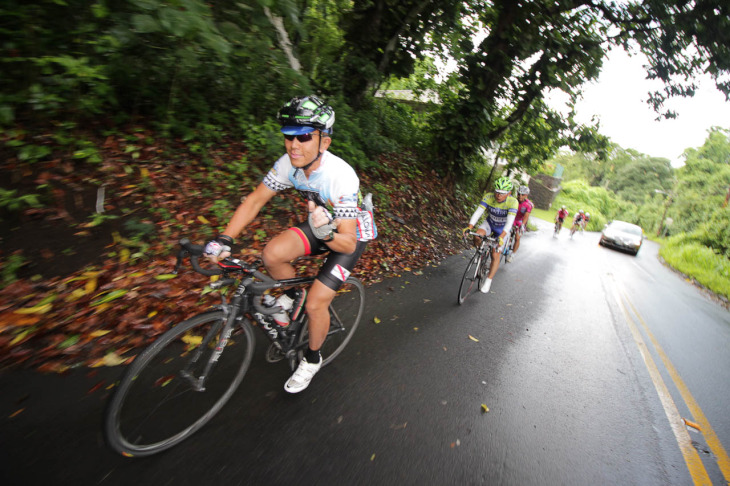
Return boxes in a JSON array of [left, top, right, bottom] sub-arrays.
[[610, 283, 712, 485], [624, 295, 730, 483]]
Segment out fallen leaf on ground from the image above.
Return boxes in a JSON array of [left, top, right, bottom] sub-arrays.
[[481, 404, 489, 413], [9, 408, 25, 418], [683, 418, 701, 431], [90, 352, 128, 367], [469, 335, 479, 342]]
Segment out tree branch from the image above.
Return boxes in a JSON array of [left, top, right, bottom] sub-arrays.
[[263, 6, 301, 73]]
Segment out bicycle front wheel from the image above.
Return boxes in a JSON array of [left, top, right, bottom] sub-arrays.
[[297, 277, 365, 367], [104, 310, 254, 457], [458, 251, 482, 304]]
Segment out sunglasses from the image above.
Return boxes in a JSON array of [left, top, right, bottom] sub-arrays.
[[284, 132, 316, 143]]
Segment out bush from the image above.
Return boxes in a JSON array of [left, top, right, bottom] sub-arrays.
[[693, 209, 730, 259], [553, 179, 633, 231], [660, 237, 730, 300]]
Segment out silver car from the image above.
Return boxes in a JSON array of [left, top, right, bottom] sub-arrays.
[[599, 220, 643, 256]]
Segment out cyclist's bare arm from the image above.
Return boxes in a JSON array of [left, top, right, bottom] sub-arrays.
[[327, 217, 357, 254], [223, 183, 277, 240], [306, 200, 357, 254]]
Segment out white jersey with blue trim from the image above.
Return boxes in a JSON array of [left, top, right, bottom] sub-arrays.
[[263, 151, 377, 241]]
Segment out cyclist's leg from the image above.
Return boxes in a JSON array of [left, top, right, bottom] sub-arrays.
[[310, 241, 367, 344], [303, 280, 336, 350], [487, 229, 505, 278], [474, 226, 488, 246], [265, 223, 331, 325], [513, 225, 522, 253], [262, 228, 308, 280], [285, 241, 365, 392]]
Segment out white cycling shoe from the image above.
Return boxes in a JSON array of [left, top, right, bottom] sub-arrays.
[[480, 277, 492, 294], [284, 356, 322, 393]]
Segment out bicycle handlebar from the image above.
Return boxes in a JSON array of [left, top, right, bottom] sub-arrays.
[[464, 230, 499, 242], [177, 238, 223, 277], [174, 238, 286, 314]]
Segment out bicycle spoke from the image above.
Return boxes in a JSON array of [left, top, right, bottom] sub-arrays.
[[104, 312, 254, 457], [297, 278, 364, 367], [458, 251, 481, 304]]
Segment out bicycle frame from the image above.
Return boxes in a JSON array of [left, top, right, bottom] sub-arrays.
[[173, 239, 320, 388]]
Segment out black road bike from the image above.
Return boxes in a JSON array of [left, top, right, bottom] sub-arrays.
[[104, 238, 365, 457], [457, 231, 500, 304]]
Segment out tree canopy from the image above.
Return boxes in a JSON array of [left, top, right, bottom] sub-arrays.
[[2, 0, 729, 177]]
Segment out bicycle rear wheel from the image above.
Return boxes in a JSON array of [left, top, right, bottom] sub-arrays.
[[297, 277, 365, 367], [458, 251, 482, 304], [104, 310, 254, 457]]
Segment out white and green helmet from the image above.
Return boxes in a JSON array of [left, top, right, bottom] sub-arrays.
[[277, 95, 335, 134], [494, 176, 513, 193]]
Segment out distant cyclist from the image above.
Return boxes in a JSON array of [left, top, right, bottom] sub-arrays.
[[554, 206, 569, 236], [583, 212, 591, 229], [462, 177, 518, 293], [571, 209, 586, 237], [508, 185, 533, 262]]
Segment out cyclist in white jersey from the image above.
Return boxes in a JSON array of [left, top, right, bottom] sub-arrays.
[[203, 96, 376, 393]]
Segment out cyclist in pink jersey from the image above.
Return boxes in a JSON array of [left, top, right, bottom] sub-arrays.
[[554, 206, 569, 236], [508, 185, 533, 262]]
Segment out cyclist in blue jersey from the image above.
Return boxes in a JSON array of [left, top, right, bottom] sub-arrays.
[[203, 95, 376, 393], [462, 177, 518, 294]]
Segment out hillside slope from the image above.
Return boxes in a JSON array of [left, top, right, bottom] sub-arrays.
[[0, 128, 467, 371]]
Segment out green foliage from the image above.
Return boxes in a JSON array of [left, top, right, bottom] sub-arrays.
[[668, 128, 730, 235], [86, 212, 119, 227], [6, 141, 53, 164], [244, 119, 286, 160], [659, 237, 730, 301], [693, 210, 730, 259], [608, 157, 674, 204], [630, 1, 730, 118], [0, 188, 43, 214], [554, 180, 631, 226], [1, 253, 27, 288], [122, 217, 156, 241]]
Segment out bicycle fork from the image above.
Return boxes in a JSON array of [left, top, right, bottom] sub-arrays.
[[180, 306, 238, 392]]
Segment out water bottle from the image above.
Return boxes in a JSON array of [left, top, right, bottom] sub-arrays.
[[362, 193, 374, 212]]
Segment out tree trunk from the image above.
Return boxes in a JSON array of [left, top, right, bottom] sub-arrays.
[[264, 7, 301, 73]]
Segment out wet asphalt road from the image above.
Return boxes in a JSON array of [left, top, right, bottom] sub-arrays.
[[2, 218, 729, 485]]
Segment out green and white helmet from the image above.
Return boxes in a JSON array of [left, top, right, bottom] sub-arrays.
[[494, 177, 513, 193], [277, 95, 335, 134]]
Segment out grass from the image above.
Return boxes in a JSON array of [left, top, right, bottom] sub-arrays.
[[530, 208, 553, 224], [659, 241, 730, 301]]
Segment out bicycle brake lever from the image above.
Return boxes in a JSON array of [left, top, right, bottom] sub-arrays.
[[172, 249, 188, 275]]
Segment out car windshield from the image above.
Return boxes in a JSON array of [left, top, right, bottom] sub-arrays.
[[611, 222, 642, 236]]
